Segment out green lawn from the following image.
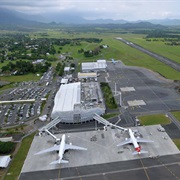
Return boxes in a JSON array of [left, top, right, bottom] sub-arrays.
[[138, 114, 171, 126], [102, 113, 119, 120], [4, 133, 35, 180], [120, 33, 180, 64], [49, 31, 180, 80], [172, 111, 180, 122], [0, 74, 40, 83], [173, 139, 180, 150]]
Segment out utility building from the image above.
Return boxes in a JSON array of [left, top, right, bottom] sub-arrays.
[[78, 72, 97, 79], [51, 82, 105, 123]]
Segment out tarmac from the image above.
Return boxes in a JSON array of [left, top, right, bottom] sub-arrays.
[[104, 61, 180, 115], [21, 125, 179, 174]]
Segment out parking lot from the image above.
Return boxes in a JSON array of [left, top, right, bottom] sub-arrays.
[[0, 68, 58, 127]]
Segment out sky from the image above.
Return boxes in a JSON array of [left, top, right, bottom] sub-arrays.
[[0, 0, 180, 21]]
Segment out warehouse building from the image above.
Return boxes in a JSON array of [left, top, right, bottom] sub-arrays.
[[51, 82, 105, 123], [81, 60, 107, 72]]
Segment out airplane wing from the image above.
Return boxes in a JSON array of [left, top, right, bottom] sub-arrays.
[[50, 159, 69, 165], [34, 145, 60, 155], [136, 138, 153, 143], [117, 139, 132, 146], [64, 144, 87, 151]]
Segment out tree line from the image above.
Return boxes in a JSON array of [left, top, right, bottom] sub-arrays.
[[1, 60, 51, 75]]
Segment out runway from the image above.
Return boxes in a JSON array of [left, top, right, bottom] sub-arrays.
[[19, 153, 180, 180]]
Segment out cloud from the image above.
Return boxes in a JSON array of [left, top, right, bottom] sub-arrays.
[[0, 0, 179, 20]]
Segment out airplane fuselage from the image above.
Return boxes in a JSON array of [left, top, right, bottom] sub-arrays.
[[128, 129, 141, 153], [59, 134, 66, 162]]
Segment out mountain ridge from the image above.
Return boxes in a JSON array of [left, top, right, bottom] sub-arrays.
[[0, 7, 180, 26]]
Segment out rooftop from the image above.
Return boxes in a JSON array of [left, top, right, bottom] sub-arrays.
[[52, 82, 81, 112]]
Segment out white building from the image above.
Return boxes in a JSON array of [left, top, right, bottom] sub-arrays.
[[0, 156, 11, 168], [51, 82, 105, 123], [60, 78, 68, 84], [64, 67, 70, 72], [81, 60, 107, 72], [78, 72, 97, 79]]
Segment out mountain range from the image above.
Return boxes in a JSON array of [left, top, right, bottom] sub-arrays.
[[0, 7, 180, 26]]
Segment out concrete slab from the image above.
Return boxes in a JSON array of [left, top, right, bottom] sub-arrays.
[[127, 100, 146, 106], [21, 125, 179, 173], [120, 87, 135, 92]]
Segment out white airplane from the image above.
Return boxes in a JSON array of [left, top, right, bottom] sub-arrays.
[[117, 128, 153, 155], [35, 134, 87, 164]]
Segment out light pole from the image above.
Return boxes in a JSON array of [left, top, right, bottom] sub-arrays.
[[119, 92, 122, 107]]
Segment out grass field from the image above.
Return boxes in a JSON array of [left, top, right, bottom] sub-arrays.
[[4, 133, 35, 180], [40, 30, 180, 80], [119, 33, 180, 64], [138, 114, 171, 126], [172, 111, 180, 122], [173, 139, 180, 150], [0, 74, 40, 83], [1, 30, 180, 82]]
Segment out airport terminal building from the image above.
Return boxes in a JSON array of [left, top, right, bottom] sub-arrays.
[[51, 82, 105, 123]]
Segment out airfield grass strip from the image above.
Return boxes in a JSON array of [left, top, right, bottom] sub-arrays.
[[173, 139, 180, 150], [138, 114, 171, 126], [171, 111, 180, 122], [120, 34, 180, 64], [4, 133, 35, 180]]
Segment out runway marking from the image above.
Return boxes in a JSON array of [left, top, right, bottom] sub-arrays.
[[155, 157, 180, 179], [60, 161, 180, 180], [76, 167, 82, 180], [58, 167, 61, 180], [138, 155, 150, 180]]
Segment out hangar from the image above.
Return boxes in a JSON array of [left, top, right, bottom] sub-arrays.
[[51, 82, 105, 123], [81, 60, 107, 72]]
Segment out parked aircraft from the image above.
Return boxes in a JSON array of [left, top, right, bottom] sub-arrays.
[[117, 128, 153, 155], [35, 134, 87, 164]]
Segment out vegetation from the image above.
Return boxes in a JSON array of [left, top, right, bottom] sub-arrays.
[[55, 62, 65, 76], [173, 139, 180, 150], [0, 27, 180, 81], [138, 114, 171, 126], [4, 133, 35, 180], [0, 141, 15, 154], [172, 111, 180, 122], [1, 60, 51, 75], [120, 33, 180, 65], [0, 73, 40, 82], [100, 82, 118, 109], [0, 125, 26, 135], [102, 113, 119, 120]]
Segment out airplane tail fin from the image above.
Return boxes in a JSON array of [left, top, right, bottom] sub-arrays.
[[50, 159, 69, 165], [132, 150, 148, 155]]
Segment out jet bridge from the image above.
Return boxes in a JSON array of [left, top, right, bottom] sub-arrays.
[[38, 116, 62, 143], [39, 116, 62, 133], [93, 113, 127, 131]]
